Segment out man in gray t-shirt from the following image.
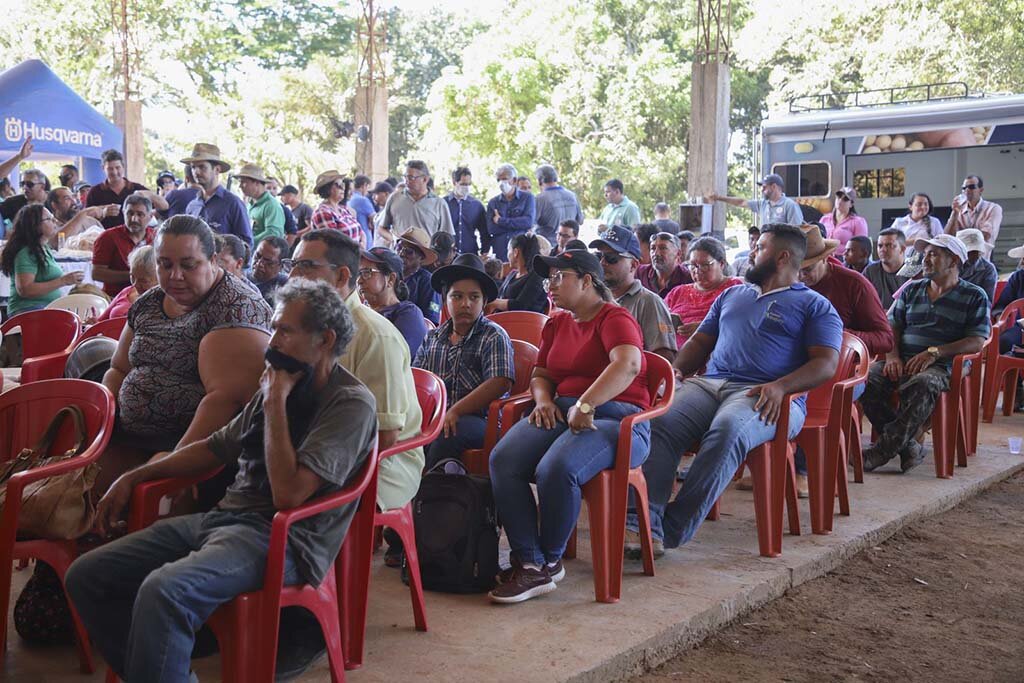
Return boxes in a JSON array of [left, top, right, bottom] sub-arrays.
[[707, 173, 804, 227], [66, 279, 378, 683]]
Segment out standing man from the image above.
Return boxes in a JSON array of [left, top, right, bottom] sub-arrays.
[[533, 164, 583, 245], [590, 226, 677, 362], [637, 231, 692, 298], [181, 143, 253, 247], [706, 173, 804, 226], [280, 184, 313, 239], [862, 227, 909, 308], [652, 202, 680, 235], [233, 163, 285, 246], [598, 179, 641, 228], [945, 174, 1003, 248], [370, 181, 393, 213], [91, 194, 157, 296], [731, 226, 761, 278], [162, 166, 201, 219], [486, 163, 536, 262], [348, 174, 377, 247], [378, 160, 454, 246], [156, 171, 177, 196], [59, 164, 80, 189], [86, 149, 168, 228], [444, 166, 489, 255]]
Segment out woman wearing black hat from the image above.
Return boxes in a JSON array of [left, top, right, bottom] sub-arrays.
[[488, 250, 651, 604], [358, 247, 428, 358]]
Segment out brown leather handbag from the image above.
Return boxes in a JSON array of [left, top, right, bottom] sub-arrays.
[[0, 405, 98, 540]]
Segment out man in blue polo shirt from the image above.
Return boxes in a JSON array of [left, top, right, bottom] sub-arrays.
[[181, 143, 253, 247], [861, 234, 989, 473], [625, 223, 842, 556], [486, 163, 535, 261]]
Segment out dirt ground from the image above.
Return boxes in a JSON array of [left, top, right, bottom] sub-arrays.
[[636, 473, 1024, 683]]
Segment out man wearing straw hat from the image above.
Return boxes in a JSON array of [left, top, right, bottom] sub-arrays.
[[182, 142, 253, 246], [233, 162, 285, 246]]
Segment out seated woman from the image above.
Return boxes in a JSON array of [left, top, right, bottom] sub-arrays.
[[487, 232, 548, 314], [96, 245, 158, 322], [0, 204, 84, 318], [664, 236, 742, 347], [100, 215, 272, 498], [488, 249, 650, 604], [358, 246, 428, 358], [414, 253, 514, 468]]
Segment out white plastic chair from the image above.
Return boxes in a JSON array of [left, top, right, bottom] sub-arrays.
[[45, 293, 109, 319]]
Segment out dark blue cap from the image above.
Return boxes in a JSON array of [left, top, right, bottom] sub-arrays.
[[589, 224, 641, 259]]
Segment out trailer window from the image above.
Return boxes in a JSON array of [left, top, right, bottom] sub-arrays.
[[853, 168, 906, 199], [770, 162, 830, 198]]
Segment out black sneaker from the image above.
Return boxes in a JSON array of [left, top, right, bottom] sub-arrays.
[[488, 566, 556, 604], [275, 608, 327, 681], [899, 441, 925, 473], [862, 445, 894, 472], [545, 560, 565, 583]]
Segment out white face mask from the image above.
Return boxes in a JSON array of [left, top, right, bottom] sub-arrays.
[[499, 180, 514, 195], [454, 184, 470, 198]]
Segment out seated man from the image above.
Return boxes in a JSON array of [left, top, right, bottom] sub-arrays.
[[956, 228, 997, 303], [625, 223, 842, 554], [397, 227, 442, 324], [861, 235, 990, 473], [862, 227, 909, 308], [843, 235, 873, 273], [249, 235, 290, 306], [414, 253, 514, 467], [66, 278, 377, 682], [91, 194, 156, 297], [636, 231, 692, 298], [590, 225, 677, 361]]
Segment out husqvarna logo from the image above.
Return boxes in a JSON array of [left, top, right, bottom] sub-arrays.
[[4, 117, 102, 148], [4, 117, 21, 142]]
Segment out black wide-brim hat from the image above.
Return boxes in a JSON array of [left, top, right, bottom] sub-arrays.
[[430, 253, 499, 302]]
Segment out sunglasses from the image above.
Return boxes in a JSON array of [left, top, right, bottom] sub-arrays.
[[835, 193, 851, 201], [961, 183, 980, 191], [595, 251, 626, 265], [20, 180, 42, 190]]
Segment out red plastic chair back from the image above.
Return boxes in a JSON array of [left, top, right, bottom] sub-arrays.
[[19, 316, 127, 383], [486, 310, 548, 347], [510, 339, 539, 394], [0, 308, 80, 360], [82, 316, 128, 342], [997, 297, 1024, 326], [994, 280, 1008, 306], [806, 332, 868, 419], [406, 368, 446, 449]]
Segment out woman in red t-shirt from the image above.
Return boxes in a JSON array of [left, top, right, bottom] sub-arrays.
[[664, 236, 742, 347], [488, 249, 652, 604]]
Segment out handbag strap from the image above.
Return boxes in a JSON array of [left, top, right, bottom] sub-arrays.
[[0, 406, 88, 485]]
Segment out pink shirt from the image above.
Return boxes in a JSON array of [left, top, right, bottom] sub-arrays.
[[664, 277, 743, 346], [946, 199, 1003, 246], [96, 285, 135, 321], [821, 212, 869, 256]]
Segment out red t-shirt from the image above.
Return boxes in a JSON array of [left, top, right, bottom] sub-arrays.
[[91, 224, 156, 296], [537, 303, 649, 409]]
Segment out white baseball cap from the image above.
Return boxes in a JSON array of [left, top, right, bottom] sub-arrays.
[[913, 234, 969, 264], [955, 229, 992, 255]]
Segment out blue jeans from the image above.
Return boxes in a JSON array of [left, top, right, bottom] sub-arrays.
[[66, 511, 299, 683], [489, 397, 651, 566], [424, 414, 487, 470], [626, 377, 805, 549]]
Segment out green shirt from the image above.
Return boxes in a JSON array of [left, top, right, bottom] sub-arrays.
[[249, 190, 285, 245], [599, 195, 642, 228], [9, 245, 63, 317]]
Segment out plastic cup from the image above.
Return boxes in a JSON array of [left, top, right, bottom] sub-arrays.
[[1009, 437, 1022, 455]]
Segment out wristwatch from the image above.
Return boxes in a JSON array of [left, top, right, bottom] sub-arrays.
[[927, 346, 940, 358], [575, 400, 594, 415]]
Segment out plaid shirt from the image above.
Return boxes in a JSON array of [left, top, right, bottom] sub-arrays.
[[413, 314, 515, 415], [312, 201, 363, 243]]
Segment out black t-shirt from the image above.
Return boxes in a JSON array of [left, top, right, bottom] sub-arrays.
[[0, 194, 29, 222]]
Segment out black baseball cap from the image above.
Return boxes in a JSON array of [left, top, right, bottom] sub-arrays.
[[532, 249, 604, 281], [280, 184, 300, 195]]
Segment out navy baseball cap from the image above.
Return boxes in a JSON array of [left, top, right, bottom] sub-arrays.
[[361, 247, 404, 276], [588, 224, 641, 259]]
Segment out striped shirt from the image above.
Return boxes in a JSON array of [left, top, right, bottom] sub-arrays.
[[413, 314, 515, 415], [890, 279, 990, 366]]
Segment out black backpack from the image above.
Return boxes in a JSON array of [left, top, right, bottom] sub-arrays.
[[412, 459, 498, 593]]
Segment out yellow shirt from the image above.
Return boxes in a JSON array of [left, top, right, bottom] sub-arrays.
[[340, 290, 424, 509]]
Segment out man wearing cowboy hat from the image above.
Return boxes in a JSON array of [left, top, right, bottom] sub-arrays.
[[397, 227, 442, 324], [860, 234, 990, 474], [956, 228, 997, 303], [233, 163, 285, 246], [414, 252, 514, 468], [182, 142, 253, 246]]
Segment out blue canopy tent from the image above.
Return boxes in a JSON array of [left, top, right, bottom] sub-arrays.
[[0, 59, 123, 185]]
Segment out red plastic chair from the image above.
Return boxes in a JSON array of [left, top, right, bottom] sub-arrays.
[[994, 280, 1008, 307], [109, 441, 380, 682], [982, 298, 1024, 422], [500, 352, 674, 602], [462, 339, 539, 475], [373, 368, 445, 632], [485, 310, 548, 348], [1, 309, 81, 384], [0, 379, 116, 673], [20, 316, 128, 383], [796, 333, 869, 535]]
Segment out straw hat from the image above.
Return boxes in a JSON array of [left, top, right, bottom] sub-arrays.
[[231, 163, 269, 184], [396, 228, 438, 266], [314, 170, 345, 194], [180, 143, 230, 172], [799, 224, 839, 268]]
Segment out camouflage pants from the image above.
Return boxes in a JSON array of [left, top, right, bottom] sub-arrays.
[[861, 361, 950, 456]]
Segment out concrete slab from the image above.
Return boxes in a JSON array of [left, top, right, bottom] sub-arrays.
[[5, 421, 1024, 682]]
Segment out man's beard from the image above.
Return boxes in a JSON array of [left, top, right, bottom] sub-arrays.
[[58, 205, 78, 222], [652, 256, 673, 273], [745, 259, 778, 286]]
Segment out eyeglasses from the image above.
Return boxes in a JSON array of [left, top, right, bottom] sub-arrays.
[[595, 251, 625, 265], [357, 268, 383, 280], [403, 173, 426, 182], [398, 246, 422, 258], [546, 270, 580, 287], [961, 183, 980, 191], [253, 255, 280, 265], [20, 180, 41, 190], [686, 260, 717, 272], [281, 258, 338, 271]]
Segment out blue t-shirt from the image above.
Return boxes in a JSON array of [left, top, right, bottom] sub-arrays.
[[698, 283, 843, 401], [348, 192, 376, 245]]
